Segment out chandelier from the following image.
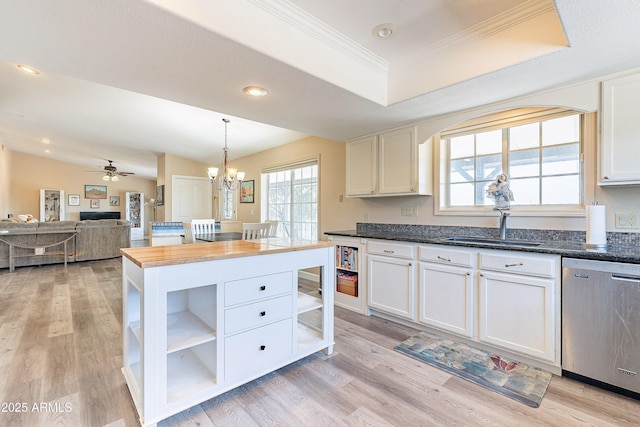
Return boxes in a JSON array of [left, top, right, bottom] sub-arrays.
[[208, 118, 245, 190]]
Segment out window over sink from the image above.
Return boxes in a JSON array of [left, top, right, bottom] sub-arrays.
[[436, 107, 592, 216]]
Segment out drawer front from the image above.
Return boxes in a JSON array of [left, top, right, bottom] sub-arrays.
[[225, 271, 292, 306], [419, 245, 474, 267], [367, 240, 414, 259], [225, 294, 293, 335], [224, 318, 293, 381], [479, 251, 558, 278]]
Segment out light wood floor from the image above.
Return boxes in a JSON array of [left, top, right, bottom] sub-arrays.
[[1, 259, 639, 427]]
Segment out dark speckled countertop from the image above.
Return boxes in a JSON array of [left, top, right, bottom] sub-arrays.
[[325, 223, 640, 264]]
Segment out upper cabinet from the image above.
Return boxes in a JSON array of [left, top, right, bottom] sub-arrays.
[[600, 71, 640, 185], [346, 125, 432, 197]]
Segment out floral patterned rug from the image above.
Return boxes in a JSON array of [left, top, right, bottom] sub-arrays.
[[394, 331, 552, 407]]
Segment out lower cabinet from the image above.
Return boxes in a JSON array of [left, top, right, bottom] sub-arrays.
[[419, 262, 474, 338], [367, 240, 416, 320]]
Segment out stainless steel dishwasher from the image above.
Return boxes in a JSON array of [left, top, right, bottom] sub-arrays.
[[562, 258, 640, 397]]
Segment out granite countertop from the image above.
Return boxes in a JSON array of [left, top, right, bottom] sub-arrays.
[[325, 227, 640, 264]]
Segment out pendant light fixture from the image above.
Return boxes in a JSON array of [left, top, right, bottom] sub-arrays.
[[208, 118, 245, 190]]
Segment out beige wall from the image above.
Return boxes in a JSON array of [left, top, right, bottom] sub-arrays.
[[231, 136, 358, 237], [9, 152, 156, 224], [0, 143, 11, 219]]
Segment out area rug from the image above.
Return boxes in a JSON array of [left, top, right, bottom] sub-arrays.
[[394, 331, 552, 407]]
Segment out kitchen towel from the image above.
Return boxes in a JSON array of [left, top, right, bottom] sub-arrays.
[[586, 205, 607, 246]]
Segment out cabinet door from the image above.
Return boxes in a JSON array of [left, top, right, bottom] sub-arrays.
[[378, 126, 416, 194], [601, 72, 640, 184], [419, 262, 474, 337], [478, 271, 556, 362], [368, 254, 415, 320], [346, 135, 377, 196]]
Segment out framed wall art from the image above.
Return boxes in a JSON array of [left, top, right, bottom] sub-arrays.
[[110, 196, 120, 206], [156, 185, 165, 206], [68, 194, 80, 206], [85, 185, 107, 199], [90, 199, 100, 209], [240, 180, 254, 203]]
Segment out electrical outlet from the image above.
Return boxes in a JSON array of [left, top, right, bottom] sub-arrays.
[[615, 213, 639, 229], [401, 206, 418, 217]]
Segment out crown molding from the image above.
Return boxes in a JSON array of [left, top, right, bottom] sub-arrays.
[[248, 0, 389, 74], [403, 0, 560, 63]]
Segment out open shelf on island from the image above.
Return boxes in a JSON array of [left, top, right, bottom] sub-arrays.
[[297, 292, 322, 314], [297, 322, 323, 349], [167, 310, 217, 353], [167, 344, 217, 403]]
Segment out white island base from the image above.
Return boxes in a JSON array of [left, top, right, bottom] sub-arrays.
[[121, 239, 335, 427]]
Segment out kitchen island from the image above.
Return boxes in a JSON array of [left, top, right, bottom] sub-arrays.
[[120, 238, 335, 427]]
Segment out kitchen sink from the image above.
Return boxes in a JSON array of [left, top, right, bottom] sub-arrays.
[[443, 237, 543, 247]]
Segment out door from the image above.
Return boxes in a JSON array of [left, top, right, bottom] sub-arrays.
[[368, 254, 415, 320], [346, 135, 377, 196], [171, 176, 212, 222], [478, 270, 555, 362], [419, 262, 474, 337], [378, 126, 416, 194]]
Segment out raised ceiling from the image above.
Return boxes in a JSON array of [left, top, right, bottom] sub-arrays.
[[1, 0, 640, 179]]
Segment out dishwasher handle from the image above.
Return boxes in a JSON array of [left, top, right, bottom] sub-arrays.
[[611, 273, 640, 283]]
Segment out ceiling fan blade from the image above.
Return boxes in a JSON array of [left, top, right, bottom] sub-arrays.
[[116, 171, 135, 176]]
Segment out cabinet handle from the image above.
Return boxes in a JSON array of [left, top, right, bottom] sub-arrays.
[[408, 262, 412, 267], [383, 250, 395, 254], [259, 311, 266, 317], [504, 262, 524, 268], [259, 285, 266, 291], [260, 345, 266, 351], [604, 176, 609, 180], [466, 272, 471, 276], [437, 255, 451, 262]]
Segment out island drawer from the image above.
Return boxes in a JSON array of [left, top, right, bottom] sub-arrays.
[[478, 251, 558, 278], [225, 271, 292, 306], [367, 241, 414, 259], [419, 245, 474, 267], [225, 294, 293, 335], [224, 318, 293, 381]]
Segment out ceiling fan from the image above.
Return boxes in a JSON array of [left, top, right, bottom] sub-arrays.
[[91, 160, 135, 181]]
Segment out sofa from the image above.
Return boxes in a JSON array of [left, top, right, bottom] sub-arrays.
[[0, 219, 131, 269]]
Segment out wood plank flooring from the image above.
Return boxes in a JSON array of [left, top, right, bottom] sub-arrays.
[[1, 259, 639, 426]]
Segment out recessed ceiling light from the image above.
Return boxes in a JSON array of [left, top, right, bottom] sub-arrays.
[[17, 64, 40, 75], [243, 86, 268, 97], [41, 138, 50, 144], [372, 23, 398, 40]]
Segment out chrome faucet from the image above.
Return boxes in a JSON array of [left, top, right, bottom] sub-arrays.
[[497, 209, 510, 240]]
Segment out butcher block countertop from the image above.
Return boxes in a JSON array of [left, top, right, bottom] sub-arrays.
[[121, 238, 333, 268]]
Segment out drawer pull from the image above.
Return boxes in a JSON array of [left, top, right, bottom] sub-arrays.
[[259, 285, 266, 291], [259, 311, 266, 317], [259, 345, 266, 351], [504, 262, 524, 268], [437, 255, 451, 262], [383, 250, 395, 254]]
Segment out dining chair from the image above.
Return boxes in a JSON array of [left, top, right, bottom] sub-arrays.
[[242, 222, 271, 240], [191, 219, 217, 235], [265, 220, 279, 237]]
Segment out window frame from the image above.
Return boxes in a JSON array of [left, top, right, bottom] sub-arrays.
[[260, 158, 320, 240], [434, 108, 595, 218]]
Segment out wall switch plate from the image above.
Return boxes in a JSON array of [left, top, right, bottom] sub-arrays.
[[615, 213, 638, 229], [401, 206, 418, 217]]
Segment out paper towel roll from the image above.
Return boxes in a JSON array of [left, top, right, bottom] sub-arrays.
[[586, 205, 607, 246]]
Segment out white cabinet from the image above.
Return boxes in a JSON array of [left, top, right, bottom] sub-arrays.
[[346, 125, 431, 197], [121, 244, 334, 427], [477, 251, 559, 364], [40, 189, 65, 222], [126, 192, 144, 240], [345, 135, 376, 196], [418, 245, 475, 338], [328, 235, 367, 314], [600, 71, 640, 185], [367, 240, 416, 320]]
